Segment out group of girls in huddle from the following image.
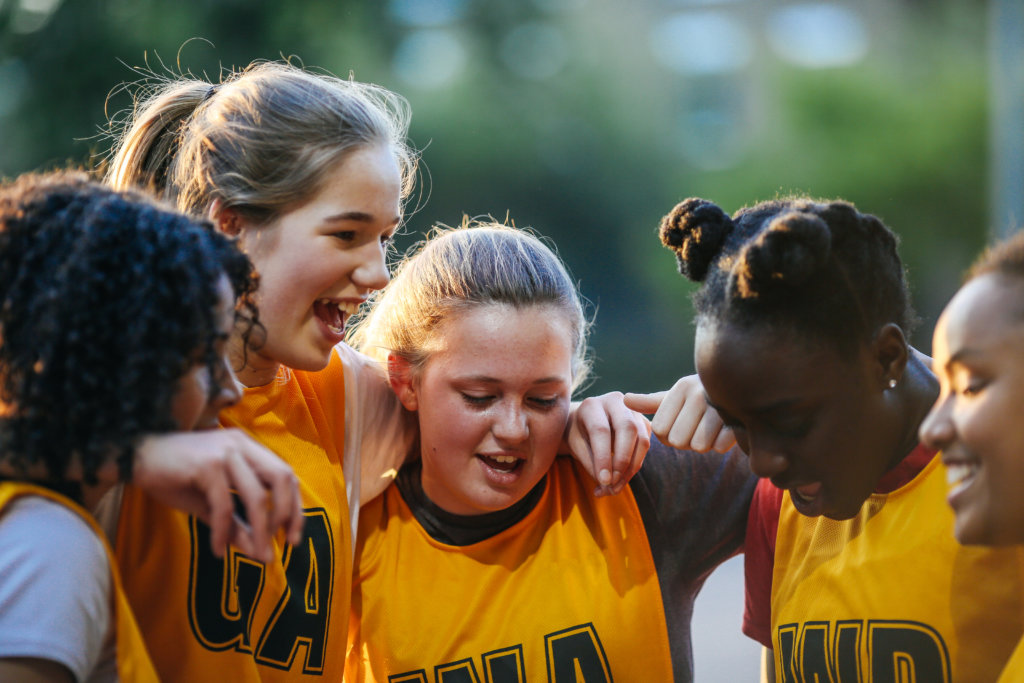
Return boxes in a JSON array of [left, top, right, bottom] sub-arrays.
[[2, 54, 1024, 683]]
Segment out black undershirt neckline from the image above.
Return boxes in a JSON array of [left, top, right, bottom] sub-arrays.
[[394, 459, 548, 546]]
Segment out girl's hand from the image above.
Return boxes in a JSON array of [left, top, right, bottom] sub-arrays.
[[624, 374, 735, 453], [563, 392, 651, 496], [133, 430, 305, 563]]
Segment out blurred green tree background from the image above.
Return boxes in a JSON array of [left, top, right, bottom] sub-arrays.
[[0, 0, 997, 395]]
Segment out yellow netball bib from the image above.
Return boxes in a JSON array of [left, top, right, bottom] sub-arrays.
[[771, 455, 1024, 682], [347, 457, 673, 682], [117, 350, 351, 680]]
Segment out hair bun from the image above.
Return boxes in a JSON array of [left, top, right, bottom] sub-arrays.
[[734, 211, 830, 298], [658, 198, 733, 282]]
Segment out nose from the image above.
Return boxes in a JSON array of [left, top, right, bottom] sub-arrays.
[[745, 436, 790, 480], [492, 402, 529, 444], [214, 359, 243, 410], [352, 240, 390, 292], [919, 395, 953, 451]]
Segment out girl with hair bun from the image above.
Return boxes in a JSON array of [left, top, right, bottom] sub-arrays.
[[0, 170, 280, 682], [920, 229, 1024, 682], [104, 59, 648, 679], [644, 196, 1024, 681], [345, 221, 754, 682]]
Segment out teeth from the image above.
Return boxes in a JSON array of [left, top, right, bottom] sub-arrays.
[[946, 463, 978, 488], [317, 299, 361, 314], [317, 299, 361, 334], [491, 455, 518, 464]]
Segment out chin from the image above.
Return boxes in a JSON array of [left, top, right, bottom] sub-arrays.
[[823, 500, 865, 521], [290, 349, 334, 372], [956, 517, 1024, 547], [952, 513, 993, 547]]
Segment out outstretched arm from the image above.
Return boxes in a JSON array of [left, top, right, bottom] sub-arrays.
[[3, 429, 305, 564]]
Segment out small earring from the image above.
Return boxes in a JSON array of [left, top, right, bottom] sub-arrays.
[[888, 378, 897, 389]]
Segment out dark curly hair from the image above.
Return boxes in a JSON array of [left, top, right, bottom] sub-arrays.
[[658, 196, 917, 355], [0, 171, 259, 490]]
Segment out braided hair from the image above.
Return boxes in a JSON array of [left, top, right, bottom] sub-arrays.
[[659, 196, 917, 355]]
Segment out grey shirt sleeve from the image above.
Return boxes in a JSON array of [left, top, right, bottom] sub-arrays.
[[628, 437, 756, 683], [0, 496, 112, 682]]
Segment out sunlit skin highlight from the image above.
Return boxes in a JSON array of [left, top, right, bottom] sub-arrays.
[[919, 273, 1024, 546], [390, 304, 574, 516]]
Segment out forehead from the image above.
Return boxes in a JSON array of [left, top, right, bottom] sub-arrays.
[[935, 274, 1024, 358], [427, 304, 575, 373], [695, 319, 858, 405]]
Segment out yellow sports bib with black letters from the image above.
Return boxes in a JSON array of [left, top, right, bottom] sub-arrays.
[[771, 455, 1024, 682], [347, 456, 673, 682], [117, 351, 350, 681]]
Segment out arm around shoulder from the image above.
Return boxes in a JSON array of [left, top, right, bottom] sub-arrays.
[[337, 343, 417, 505]]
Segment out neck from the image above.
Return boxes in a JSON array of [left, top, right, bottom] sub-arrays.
[[229, 336, 280, 388], [888, 347, 940, 466], [81, 481, 115, 511]]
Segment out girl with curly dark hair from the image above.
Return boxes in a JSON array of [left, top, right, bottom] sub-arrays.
[[648, 196, 1024, 681], [0, 170, 298, 682]]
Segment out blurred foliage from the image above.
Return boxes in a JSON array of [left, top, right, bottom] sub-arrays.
[[0, 0, 993, 395]]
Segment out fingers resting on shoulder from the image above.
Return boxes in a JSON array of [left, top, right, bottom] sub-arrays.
[[624, 374, 736, 454], [564, 392, 651, 497], [133, 430, 304, 563]]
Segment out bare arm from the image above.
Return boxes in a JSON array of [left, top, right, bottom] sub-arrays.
[[130, 429, 304, 563], [0, 658, 74, 683]]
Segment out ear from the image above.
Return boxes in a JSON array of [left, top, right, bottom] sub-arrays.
[[208, 199, 245, 237], [871, 323, 909, 389], [387, 353, 420, 412]]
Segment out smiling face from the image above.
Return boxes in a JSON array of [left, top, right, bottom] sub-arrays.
[[919, 273, 1024, 546], [392, 304, 574, 516], [695, 320, 897, 520], [231, 143, 402, 386], [171, 274, 242, 431]]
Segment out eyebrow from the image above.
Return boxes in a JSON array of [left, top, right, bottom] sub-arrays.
[[460, 375, 568, 386], [705, 394, 803, 416], [323, 211, 401, 226], [945, 347, 982, 371]]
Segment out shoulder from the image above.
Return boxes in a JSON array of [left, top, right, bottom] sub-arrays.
[[746, 478, 783, 560], [0, 495, 109, 569], [631, 439, 755, 517], [0, 496, 112, 679], [750, 478, 784, 525]]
